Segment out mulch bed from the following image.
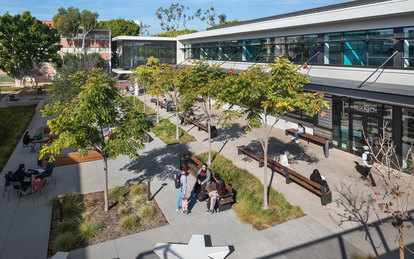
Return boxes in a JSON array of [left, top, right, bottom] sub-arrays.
[[47, 187, 168, 257]]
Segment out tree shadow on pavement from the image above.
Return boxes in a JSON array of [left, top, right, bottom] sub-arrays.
[[120, 144, 191, 185], [246, 136, 319, 165], [208, 123, 247, 158]]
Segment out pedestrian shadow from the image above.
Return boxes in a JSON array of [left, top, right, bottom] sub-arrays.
[[354, 161, 365, 177], [246, 136, 319, 165]]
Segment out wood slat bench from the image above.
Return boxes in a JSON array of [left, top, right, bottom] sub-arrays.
[[150, 98, 174, 112], [181, 155, 235, 211], [285, 128, 332, 157], [237, 145, 332, 205], [42, 151, 103, 167], [178, 113, 218, 138]]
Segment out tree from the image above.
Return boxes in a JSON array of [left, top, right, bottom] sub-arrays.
[[155, 2, 195, 31], [40, 68, 153, 212], [218, 59, 329, 209], [53, 7, 81, 53], [177, 60, 225, 164], [0, 11, 61, 87], [218, 20, 243, 26], [336, 130, 414, 259], [51, 53, 104, 102], [195, 6, 226, 27], [97, 18, 140, 38], [151, 29, 198, 37], [80, 10, 99, 54]]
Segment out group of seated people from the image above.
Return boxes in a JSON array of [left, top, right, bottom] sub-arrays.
[[6, 161, 55, 195]]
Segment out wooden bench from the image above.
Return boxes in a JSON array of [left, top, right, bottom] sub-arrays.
[[181, 154, 235, 211], [42, 151, 103, 167], [237, 145, 332, 205], [178, 113, 217, 137], [285, 128, 332, 157], [150, 98, 174, 112]]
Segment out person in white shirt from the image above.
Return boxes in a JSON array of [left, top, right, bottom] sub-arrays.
[[292, 123, 305, 143], [280, 150, 293, 169], [361, 145, 376, 187]]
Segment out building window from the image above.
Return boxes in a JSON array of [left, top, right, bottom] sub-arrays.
[[402, 108, 414, 169], [324, 43, 342, 65], [403, 27, 414, 68], [367, 40, 394, 66]]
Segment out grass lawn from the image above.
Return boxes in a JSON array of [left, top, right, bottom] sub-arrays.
[[125, 96, 156, 116], [198, 151, 305, 230], [152, 119, 196, 145], [0, 86, 30, 92], [0, 105, 36, 173], [0, 75, 14, 82]]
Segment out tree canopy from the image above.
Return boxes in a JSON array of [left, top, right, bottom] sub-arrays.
[[41, 68, 153, 211], [151, 29, 198, 37], [0, 11, 61, 86], [97, 18, 140, 37]]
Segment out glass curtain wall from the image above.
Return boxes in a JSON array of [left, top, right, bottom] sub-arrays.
[[402, 108, 414, 169], [116, 40, 176, 68], [403, 27, 414, 67]]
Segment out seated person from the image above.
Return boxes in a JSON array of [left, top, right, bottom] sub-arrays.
[[23, 131, 35, 151], [11, 164, 31, 191], [310, 169, 329, 191], [192, 163, 211, 196], [291, 123, 305, 143], [39, 161, 55, 181], [280, 150, 294, 169]]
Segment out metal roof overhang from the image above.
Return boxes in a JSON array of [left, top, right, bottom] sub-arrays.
[[306, 77, 414, 108]]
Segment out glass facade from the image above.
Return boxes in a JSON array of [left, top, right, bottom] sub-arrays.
[[183, 27, 414, 68], [402, 108, 414, 169], [116, 40, 176, 69]]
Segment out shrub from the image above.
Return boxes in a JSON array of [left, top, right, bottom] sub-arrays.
[[108, 186, 129, 200], [52, 231, 79, 252], [62, 194, 82, 219], [118, 206, 130, 216], [139, 204, 156, 222], [118, 195, 127, 204], [132, 194, 146, 206], [120, 215, 141, 231], [57, 219, 78, 234], [130, 184, 145, 196], [78, 220, 104, 241]]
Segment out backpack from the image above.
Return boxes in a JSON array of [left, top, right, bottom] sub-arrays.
[[303, 126, 306, 134], [174, 171, 181, 189], [366, 152, 375, 165]]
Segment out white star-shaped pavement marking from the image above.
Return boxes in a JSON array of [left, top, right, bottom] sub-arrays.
[[153, 234, 231, 259]]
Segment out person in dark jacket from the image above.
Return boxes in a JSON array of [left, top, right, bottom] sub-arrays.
[[192, 163, 211, 197], [215, 174, 226, 197], [207, 173, 227, 214], [11, 164, 31, 191], [310, 169, 329, 191], [23, 131, 35, 151]]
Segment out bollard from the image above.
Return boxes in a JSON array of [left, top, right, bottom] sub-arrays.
[[324, 139, 329, 158], [57, 193, 66, 221]]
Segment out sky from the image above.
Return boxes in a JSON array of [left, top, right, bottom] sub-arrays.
[[0, 0, 350, 34]]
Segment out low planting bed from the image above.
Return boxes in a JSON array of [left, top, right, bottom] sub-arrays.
[[152, 119, 196, 145], [198, 151, 304, 230], [48, 183, 168, 257]]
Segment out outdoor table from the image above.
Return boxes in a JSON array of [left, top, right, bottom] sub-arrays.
[[32, 137, 50, 151]]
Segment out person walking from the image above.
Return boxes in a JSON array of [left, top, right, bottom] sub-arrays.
[[176, 165, 188, 211], [362, 145, 376, 187]]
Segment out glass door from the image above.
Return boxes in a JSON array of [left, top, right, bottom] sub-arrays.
[[352, 114, 364, 152], [366, 116, 379, 147]]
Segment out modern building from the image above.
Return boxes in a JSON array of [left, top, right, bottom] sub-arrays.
[[111, 36, 176, 78], [176, 0, 414, 166]]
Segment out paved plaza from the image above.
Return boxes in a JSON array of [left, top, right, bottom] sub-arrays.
[[0, 96, 413, 259]]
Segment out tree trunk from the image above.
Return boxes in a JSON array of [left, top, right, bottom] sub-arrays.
[[176, 109, 179, 140], [156, 98, 160, 123], [82, 34, 86, 54], [71, 37, 76, 54], [143, 91, 146, 113], [103, 158, 109, 212], [263, 112, 269, 209], [208, 99, 212, 165], [399, 226, 404, 259]]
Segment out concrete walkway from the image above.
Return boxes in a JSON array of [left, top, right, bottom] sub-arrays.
[[0, 94, 412, 259]]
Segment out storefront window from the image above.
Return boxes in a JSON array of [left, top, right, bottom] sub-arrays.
[[402, 108, 414, 169], [383, 105, 393, 140], [333, 97, 349, 150]]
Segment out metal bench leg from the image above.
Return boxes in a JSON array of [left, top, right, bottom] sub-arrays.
[[237, 149, 242, 155], [321, 187, 332, 206], [285, 167, 292, 184]]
